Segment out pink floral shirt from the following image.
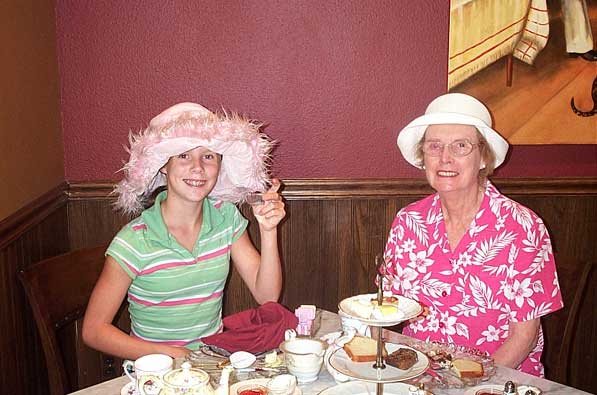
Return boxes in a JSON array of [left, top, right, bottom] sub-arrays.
[[383, 181, 563, 376]]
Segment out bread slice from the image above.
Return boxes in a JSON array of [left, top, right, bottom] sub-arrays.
[[343, 335, 387, 362], [451, 358, 484, 378]]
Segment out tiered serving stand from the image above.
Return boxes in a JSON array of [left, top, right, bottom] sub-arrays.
[[334, 257, 428, 395]]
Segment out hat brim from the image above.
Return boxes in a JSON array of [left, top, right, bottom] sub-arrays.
[[396, 112, 509, 169]]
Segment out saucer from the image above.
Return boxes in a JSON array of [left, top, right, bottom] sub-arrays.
[[464, 384, 542, 395], [231, 378, 302, 395], [121, 381, 138, 395]]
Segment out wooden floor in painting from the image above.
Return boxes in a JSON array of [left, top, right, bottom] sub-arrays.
[[452, 0, 597, 144]]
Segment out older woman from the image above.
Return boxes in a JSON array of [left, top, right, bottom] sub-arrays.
[[382, 93, 563, 376]]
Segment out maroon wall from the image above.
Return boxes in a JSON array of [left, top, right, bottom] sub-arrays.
[[56, 1, 596, 181]]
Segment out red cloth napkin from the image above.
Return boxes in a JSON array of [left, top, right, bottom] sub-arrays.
[[201, 302, 298, 354]]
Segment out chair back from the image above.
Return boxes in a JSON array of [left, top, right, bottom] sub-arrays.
[[19, 245, 108, 395], [542, 255, 593, 384]]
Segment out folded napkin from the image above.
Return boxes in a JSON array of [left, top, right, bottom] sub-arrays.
[[201, 302, 299, 354]]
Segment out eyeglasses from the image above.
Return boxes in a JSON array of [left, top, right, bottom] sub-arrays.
[[422, 139, 482, 157]]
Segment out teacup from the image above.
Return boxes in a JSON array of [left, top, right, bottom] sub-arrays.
[[123, 353, 173, 394], [279, 338, 327, 384]]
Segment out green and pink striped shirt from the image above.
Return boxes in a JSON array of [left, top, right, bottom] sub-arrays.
[[107, 191, 247, 350]]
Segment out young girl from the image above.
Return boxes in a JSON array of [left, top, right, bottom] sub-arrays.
[[82, 102, 286, 359]]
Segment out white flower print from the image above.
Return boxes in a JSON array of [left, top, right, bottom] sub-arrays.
[[391, 265, 419, 294], [504, 278, 534, 308], [420, 275, 452, 299], [473, 230, 517, 265], [402, 210, 429, 246], [439, 311, 457, 336], [426, 314, 440, 332], [532, 280, 544, 294], [401, 238, 416, 254], [476, 325, 500, 346], [458, 251, 474, 268], [494, 215, 506, 231], [407, 250, 434, 273]]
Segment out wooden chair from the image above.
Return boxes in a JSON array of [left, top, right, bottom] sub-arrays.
[[18, 245, 121, 395], [542, 256, 594, 385]]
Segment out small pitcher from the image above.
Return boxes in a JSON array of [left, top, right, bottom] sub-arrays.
[[279, 337, 327, 384]]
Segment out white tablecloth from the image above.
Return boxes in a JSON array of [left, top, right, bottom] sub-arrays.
[[69, 310, 590, 395]]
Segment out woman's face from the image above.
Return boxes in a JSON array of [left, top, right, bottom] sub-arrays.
[[161, 146, 221, 205], [422, 124, 485, 197]]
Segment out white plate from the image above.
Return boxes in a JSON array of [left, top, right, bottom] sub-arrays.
[[121, 381, 138, 395], [319, 381, 414, 395], [329, 342, 429, 383], [231, 378, 302, 395], [338, 294, 422, 326], [464, 384, 542, 395]]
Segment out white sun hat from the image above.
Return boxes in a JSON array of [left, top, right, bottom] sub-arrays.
[[113, 102, 273, 215], [396, 93, 509, 169]]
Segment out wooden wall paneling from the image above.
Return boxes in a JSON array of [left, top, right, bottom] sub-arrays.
[[223, 204, 260, 315], [335, 200, 355, 306], [365, 199, 390, 288], [0, 200, 69, 395], [352, 200, 374, 295], [285, 200, 324, 309], [570, 271, 596, 391], [319, 200, 340, 313], [67, 199, 130, 250]]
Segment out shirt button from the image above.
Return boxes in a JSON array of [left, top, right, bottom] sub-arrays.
[[442, 291, 447, 297], [439, 322, 445, 328]]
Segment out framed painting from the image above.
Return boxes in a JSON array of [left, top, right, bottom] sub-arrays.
[[447, 0, 596, 144]]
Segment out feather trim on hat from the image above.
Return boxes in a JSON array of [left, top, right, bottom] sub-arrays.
[[113, 106, 273, 215]]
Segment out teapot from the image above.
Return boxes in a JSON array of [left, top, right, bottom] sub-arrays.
[[139, 362, 231, 395]]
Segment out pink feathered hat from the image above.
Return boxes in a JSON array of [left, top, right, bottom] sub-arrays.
[[113, 102, 273, 215]]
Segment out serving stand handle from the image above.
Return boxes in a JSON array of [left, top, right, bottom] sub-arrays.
[[373, 254, 386, 395]]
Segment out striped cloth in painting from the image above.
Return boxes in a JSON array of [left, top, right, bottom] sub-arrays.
[[107, 191, 248, 350], [449, 0, 549, 89]]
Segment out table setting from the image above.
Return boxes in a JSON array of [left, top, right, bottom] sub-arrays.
[[69, 305, 592, 395]]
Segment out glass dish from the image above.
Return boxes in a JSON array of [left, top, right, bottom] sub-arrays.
[[398, 339, 497, 389]]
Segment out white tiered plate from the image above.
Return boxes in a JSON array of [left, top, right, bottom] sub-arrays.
[[464, 384, 542, 395], [231, 378, 302, 395], [329, 342, 429, 383], [318, 381, 413, 395], [338, 294, 422, 326]]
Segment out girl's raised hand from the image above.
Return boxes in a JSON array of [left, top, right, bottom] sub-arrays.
[[251, 179, 286, 231]]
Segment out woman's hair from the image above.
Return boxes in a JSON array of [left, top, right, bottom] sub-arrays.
[[414, 127, 496, 181]]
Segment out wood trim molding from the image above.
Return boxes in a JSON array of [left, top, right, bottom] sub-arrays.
[[67, 177, 597, 201], [0, 182, 68, 250]]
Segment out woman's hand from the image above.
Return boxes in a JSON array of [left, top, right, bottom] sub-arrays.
[[252, 178, 286, 231]]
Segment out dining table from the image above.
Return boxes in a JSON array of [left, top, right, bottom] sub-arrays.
[[68, 310, 591, 395]]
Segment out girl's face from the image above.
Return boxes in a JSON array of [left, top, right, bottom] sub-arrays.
[[422, 124, 485, 197], [161, 146, 221, 205]]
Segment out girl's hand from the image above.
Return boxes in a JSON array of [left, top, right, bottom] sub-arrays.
[[252, 179, 286, 231], [162, 345, 191, 359]]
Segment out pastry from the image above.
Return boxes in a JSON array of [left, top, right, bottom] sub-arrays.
[[386, 347, 419, 370]]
